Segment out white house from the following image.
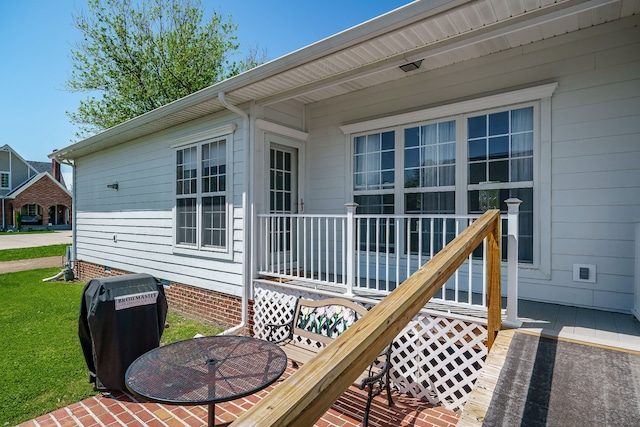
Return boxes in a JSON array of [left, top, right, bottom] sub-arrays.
[[52, 0, 640, 329]]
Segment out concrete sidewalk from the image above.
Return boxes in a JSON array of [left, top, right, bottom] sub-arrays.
[[0, 230, 72, 250], [0, 256, 65, 274], [0, 231, 72, 274]]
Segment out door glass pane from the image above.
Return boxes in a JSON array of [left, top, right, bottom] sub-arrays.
[[270, 146, 297, 214]]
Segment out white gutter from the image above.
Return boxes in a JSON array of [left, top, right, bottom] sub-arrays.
[[53, 157, 77, 267], [218, 91, 252, 336]]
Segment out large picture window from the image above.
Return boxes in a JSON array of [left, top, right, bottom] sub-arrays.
[[351, 104, 539, 264], [175, 134, 230, 253], [344, 83, 556, 271]]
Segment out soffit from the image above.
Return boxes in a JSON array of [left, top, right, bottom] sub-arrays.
[[53, 0, 639, 160]]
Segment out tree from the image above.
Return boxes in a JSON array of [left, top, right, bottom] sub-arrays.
[[66, 0, 265, 138]]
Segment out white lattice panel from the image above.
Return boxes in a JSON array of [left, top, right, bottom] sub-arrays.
[[253, 282, 488, 412], [391, 314, 487, 411]]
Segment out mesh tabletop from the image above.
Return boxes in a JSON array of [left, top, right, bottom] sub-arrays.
[[126, 336, 287, 405]]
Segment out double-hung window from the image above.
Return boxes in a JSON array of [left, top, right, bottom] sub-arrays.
[[467, 106, 534, 262], [353, 131, 395, 251], [346, 83, 556, 269], [173, 125, 234, 256], [404, 120, 457, 255], [0, 172, 8, 189]]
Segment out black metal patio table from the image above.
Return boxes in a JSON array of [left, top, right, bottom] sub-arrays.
[[125, 335, 288, 426]]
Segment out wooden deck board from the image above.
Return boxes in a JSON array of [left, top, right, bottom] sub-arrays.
[[459, 301, 640, 425]]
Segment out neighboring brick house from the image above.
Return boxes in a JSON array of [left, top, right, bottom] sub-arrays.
[[1, 145, 72, 230]]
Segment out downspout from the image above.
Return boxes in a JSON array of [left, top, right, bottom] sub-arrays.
[[218, 91, 251, 336], [54, 157, 76, 270]]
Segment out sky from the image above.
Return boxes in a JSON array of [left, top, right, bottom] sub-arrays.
[[0, 0, 412, 168]]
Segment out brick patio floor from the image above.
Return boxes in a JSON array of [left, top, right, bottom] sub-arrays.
[[17, 368, 459, 427]]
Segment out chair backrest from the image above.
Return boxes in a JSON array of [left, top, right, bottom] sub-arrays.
[[292, 297, 369, 345]]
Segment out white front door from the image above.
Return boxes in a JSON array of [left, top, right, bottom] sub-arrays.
[[269, 144, 299, 271]]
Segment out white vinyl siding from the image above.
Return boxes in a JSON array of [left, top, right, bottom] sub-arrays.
[[307, 17, 639, 311], [72, 116, 243, 296]]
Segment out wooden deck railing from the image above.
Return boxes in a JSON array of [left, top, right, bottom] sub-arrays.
[[231, 209, 502, 427]]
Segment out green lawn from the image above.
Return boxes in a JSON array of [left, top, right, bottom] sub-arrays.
[[0, 244, 69, 261], [0, 267, 222, 425]]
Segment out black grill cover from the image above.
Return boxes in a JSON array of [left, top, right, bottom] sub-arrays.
[[78, 273, 168, 391]]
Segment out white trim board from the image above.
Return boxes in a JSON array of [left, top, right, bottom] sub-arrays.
[[339, 83, 558, 134]]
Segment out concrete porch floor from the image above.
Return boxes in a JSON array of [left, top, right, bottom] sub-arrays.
[[517, 299, 640, 351]]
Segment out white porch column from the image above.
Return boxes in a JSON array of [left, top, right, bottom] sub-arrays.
[[345, 203, 358, 296], [503, 198, 522, 328]]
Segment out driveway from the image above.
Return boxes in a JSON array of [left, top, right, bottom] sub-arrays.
[[0, 230, 72, 250]]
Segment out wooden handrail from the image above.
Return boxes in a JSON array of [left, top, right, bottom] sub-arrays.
[[232, 209, 501, 427]]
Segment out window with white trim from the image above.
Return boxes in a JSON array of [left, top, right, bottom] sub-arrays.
[[175, 133, 230, 253], [352, 103, 538, 264], [466, 106, 534, 262], [0, 172, 8, 189]]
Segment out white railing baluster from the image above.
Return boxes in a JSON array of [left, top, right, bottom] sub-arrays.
[[296, 216, 301, 278], [454, 219, 459, 303], [255, 210, 513, 313], [303, 217, 307, 279], [418, 218, 423, 274], [317, 218, 322, 281], [355, 218, 360, 291], [310, 218, 315, 281], [468, 219, 473, 305], [385, 219, 390, 292], [395, 218, 401, 290], [365, 218, 371, 290], [375, 217, 380, 291], [325, 217, 329, 282], [333, 218, 338, 283], [406, 218, 411, 282]]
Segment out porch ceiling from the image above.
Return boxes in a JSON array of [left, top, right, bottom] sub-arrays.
[[51, 0, 639, 160]]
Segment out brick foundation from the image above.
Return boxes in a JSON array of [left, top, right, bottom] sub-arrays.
[[75, 260, 254, 335]]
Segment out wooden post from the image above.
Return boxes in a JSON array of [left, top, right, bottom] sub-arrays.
[[486, 214, 502, 350]]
